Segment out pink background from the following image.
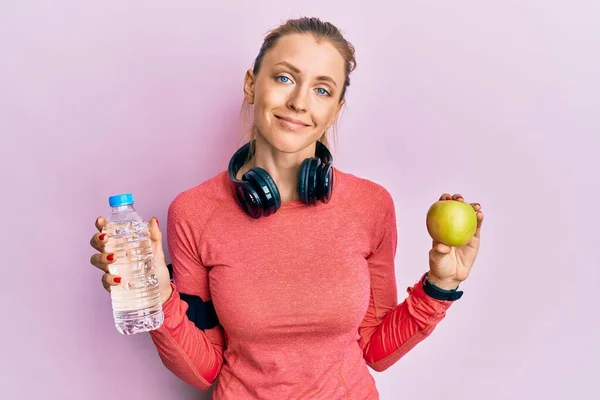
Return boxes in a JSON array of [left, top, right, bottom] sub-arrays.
[[1, 1, 598, 399]]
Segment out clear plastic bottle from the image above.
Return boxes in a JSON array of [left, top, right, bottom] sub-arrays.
[[103, 193, 164, 335]]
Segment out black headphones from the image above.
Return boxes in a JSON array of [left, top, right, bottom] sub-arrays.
[[228, 140, 334, 219]]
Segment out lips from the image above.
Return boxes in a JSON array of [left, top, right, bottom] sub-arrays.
[[275, 115, 310, 129]]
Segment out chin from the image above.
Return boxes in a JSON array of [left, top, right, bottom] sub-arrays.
[[259, 127, 321, 155]]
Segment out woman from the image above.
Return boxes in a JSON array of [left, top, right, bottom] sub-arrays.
[[89, 17, 484, 399]]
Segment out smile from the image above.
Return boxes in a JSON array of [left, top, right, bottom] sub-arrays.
[[275, 115, 310, 130]]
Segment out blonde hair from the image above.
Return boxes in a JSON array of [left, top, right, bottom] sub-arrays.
[[238, 17, 357, 166]]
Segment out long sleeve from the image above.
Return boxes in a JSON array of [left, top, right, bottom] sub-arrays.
[[358, 192, 455, 372], [148, 196, 225, 390]]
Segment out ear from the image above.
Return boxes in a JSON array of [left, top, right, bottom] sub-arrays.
[[243, 69, 256, 104]]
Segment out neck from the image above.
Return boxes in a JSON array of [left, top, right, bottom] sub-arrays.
[[237, 134, 317, 203]]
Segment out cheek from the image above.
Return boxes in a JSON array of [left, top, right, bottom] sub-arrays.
[[255, 82, 288, 112], [313, 103, 338, 126]]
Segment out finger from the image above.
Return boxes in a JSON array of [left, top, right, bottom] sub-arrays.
[[148, 217, 165, 260], [90, 231, 108, 252], [95, 216, 106, 232], [90, 252, 116, 272], [474, 210, 484, 238], [101, 273, 121, 292], [452, 193, 464, 202], [470, 202, 481, 212], [439, 193, 452, 201]]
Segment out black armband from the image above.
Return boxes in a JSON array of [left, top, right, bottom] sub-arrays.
[[167, 264, 220, 330]]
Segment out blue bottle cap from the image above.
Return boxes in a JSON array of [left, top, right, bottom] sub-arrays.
[[109, 193, 135, 207]]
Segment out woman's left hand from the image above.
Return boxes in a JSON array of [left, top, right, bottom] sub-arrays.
[[427, 193, 484, 290]]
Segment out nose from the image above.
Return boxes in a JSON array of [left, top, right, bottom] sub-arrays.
[[287, 86, 308, 113]]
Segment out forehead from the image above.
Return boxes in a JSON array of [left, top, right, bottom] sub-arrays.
[[262, 34, 346, 82]]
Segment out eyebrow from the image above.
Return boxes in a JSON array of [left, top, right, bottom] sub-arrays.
[[275, 61, 338, 88]]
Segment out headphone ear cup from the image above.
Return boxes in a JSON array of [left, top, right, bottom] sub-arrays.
[[306, 158, 321, 206], [298, 158, 312, 204], [318, 162, 334, 203], [243, 168, 281, 217], [233, 181, 263, 219], [315, 162, 325, 200]]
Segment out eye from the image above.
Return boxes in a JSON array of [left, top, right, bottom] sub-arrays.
[[315, 87, 331, 96], [276, 76, 292, 84]]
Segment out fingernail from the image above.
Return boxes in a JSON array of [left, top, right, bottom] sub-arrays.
[[155, 218, 159, 227], [107, 254, 115, 261], [445, 196, 452, 200], [114, 277, 121, 283], [99, 234, 106, 241]]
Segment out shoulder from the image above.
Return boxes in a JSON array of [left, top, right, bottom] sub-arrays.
[[334, 168, 396, 214], [167, 170, 231, 226]]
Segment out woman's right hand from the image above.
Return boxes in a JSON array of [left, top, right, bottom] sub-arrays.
[[89, 216, 173, 305]]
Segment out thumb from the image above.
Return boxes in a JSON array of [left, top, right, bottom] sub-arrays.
[[429, 241, 451, 263], [148, 217, 165, 260]]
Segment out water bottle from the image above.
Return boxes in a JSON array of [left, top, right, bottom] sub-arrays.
[[103, 193, 164, 335]]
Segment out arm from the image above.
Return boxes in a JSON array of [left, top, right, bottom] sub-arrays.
[[148, 199, 225, 390], [358, 194, 456, 372]]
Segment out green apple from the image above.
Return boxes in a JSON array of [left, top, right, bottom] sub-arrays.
[[426, 200, 477, 247]]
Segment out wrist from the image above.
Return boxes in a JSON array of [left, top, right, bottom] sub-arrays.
[[426, 273, 460, 291], [423, 272, 464, 301], [160, 283, 174, 306]]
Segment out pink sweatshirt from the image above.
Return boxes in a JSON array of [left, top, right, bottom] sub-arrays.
[[149, 168, 455, 399]]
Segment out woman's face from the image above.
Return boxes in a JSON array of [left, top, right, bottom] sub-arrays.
[[244, 33, 346, 154]]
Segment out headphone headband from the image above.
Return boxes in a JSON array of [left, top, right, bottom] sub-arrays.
[[228, 141, 332, 181]]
